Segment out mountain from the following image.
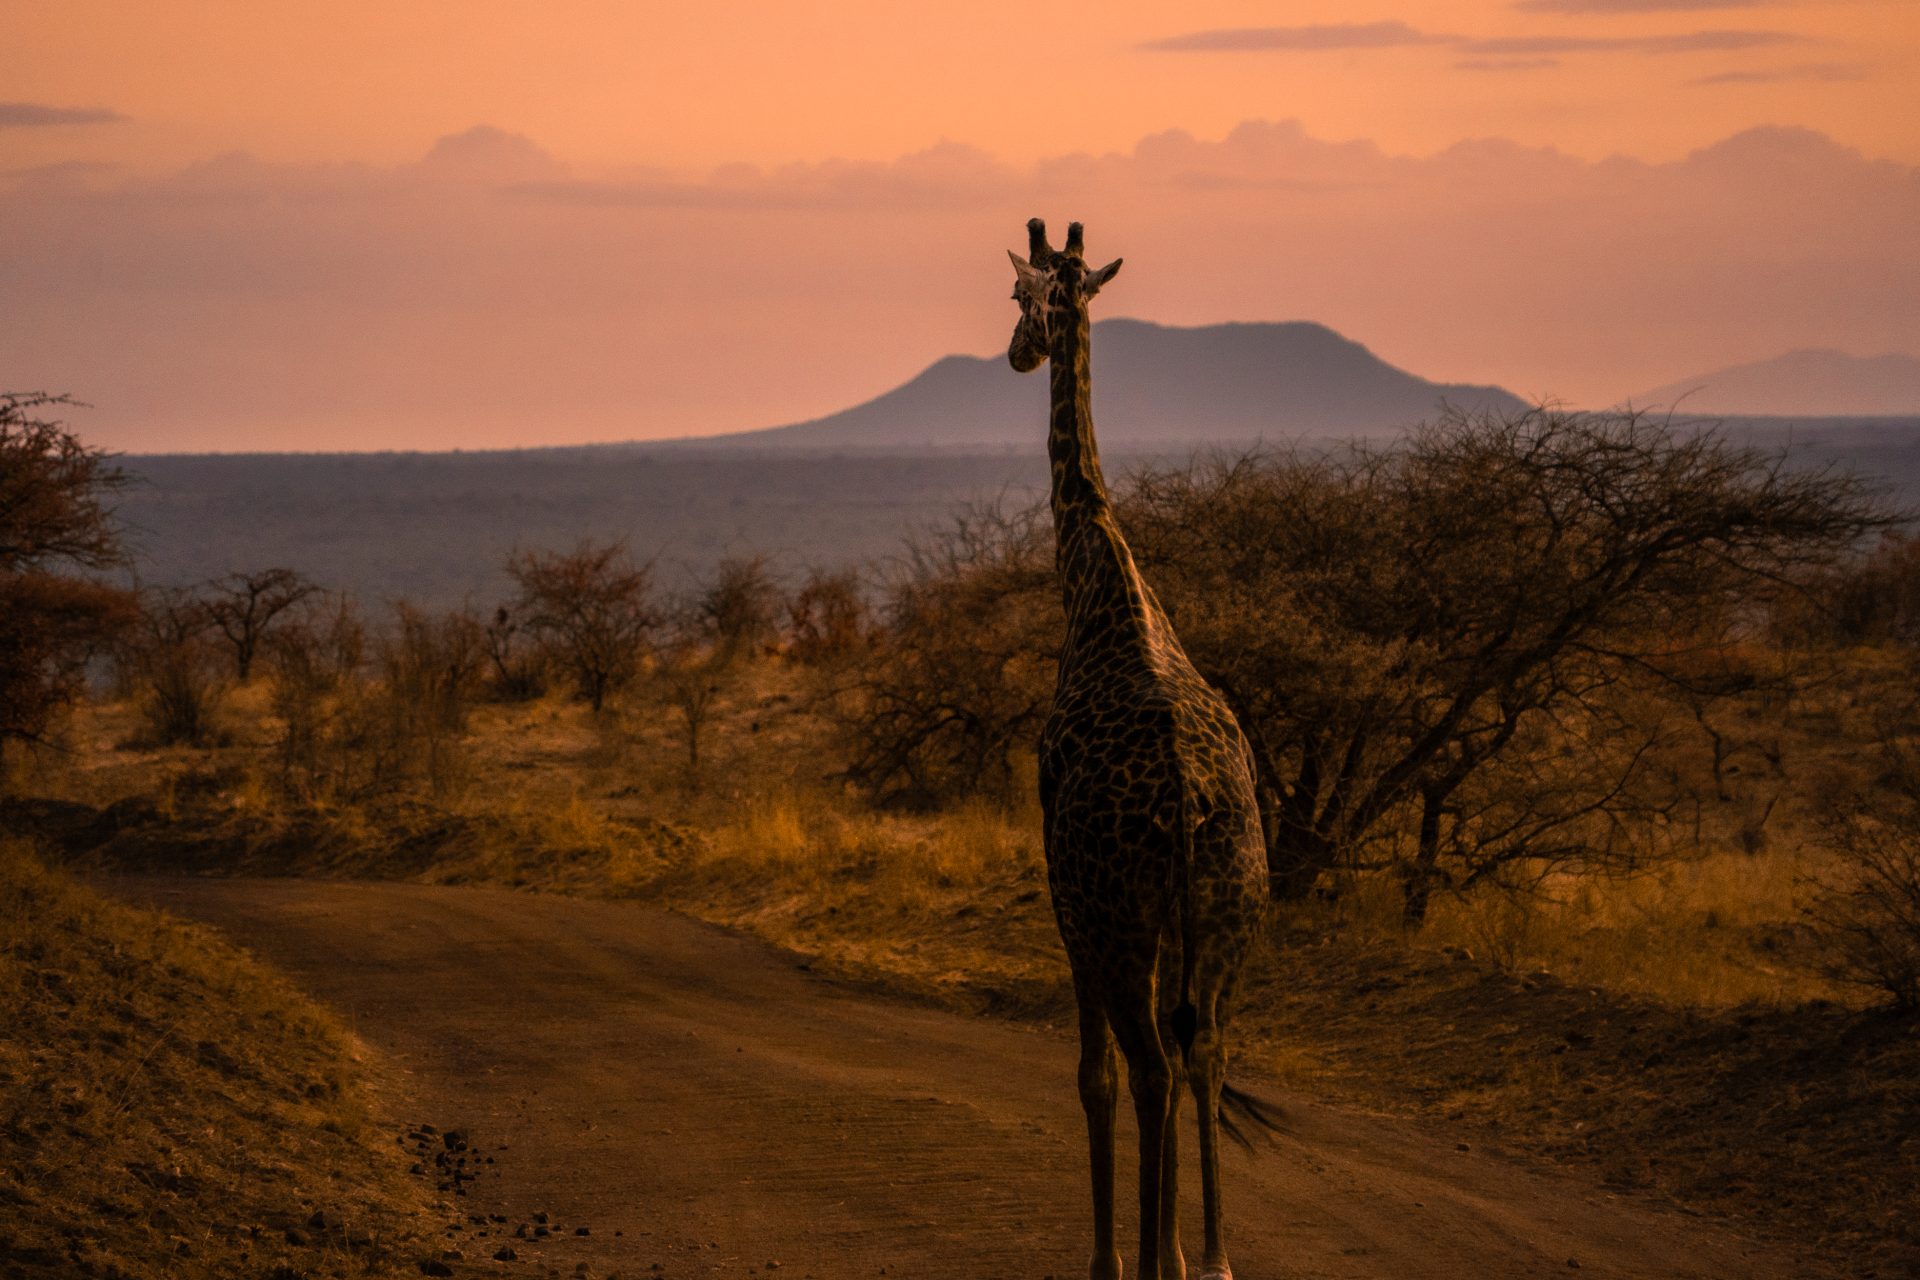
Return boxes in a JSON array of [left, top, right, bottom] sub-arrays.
[[698, 319, 1526, 450], [1634, 349, 1920, 418]]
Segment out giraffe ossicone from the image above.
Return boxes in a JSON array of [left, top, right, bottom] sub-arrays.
[[1008, 218, 1272, 1280]]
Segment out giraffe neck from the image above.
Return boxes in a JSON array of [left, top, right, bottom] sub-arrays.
[[1046, 304, 1164, 665]]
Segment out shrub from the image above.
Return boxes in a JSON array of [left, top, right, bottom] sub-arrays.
[[507, 540, 658, 712], [201, 567, 320, 681], [831, 504, 1055, 806], [0, 393, 138, 762], [1806, 806, 1920, 1010], [786, 566, 869, 666], [482, 605, 548, 701], [129, 589, 226, 746], [374, 604, 484, 798], [698, 554, 784, 655]]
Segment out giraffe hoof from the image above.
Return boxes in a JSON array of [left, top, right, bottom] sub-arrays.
[[1198, 1268, 1232, 1280]]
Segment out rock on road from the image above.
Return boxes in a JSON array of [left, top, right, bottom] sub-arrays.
[[108, 878, 1814, 1280]]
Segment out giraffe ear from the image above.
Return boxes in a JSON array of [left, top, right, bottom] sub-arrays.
[[1008, 250, 1041, 289], [1082, 257, 1123, 298]]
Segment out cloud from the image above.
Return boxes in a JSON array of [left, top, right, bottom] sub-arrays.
[[1513, 0, 1767, 11], [1454, 57, 1562, 71], [1460, 29, 1801, 53], [511, 141, 1015, 212], [1140, 22, 1453, 52], [1143, 23, 1801, 59], [1691, 61, 1868, 84], [0, 102, 127, 127], [0, 120, 1913, 452], [416, 125, 563, 181]]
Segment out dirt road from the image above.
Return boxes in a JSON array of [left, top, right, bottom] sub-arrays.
[[108, 878, 1816, 1280]]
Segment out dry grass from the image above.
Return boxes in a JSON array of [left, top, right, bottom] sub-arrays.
[[0, 838, 432, 1279], [1402, 851, 1839, 1008], [659, 789, 1069, 1015], [14, 649, 1920, 1271]]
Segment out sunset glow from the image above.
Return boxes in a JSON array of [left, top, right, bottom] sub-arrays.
[[4, 0, 1916, 451]]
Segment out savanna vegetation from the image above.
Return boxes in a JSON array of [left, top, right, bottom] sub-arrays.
[[0, 397, 461, 1278], [8, 398, 1920, 1272]]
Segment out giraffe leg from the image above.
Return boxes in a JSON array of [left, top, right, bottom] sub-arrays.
[[1111, 1002, 1174, 1280], [1159, 1060, 1186, 1280], [1188, 995, 1232, 1280], [1076, 983, 1123, 1280]]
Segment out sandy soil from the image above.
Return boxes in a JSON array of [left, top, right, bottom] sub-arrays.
[[102, 878, 1827, 1280]]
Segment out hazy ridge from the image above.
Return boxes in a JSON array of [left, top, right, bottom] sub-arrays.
[[700, 318, 1528, 449], [1635, 349, 1920, 417], [110, 318, 1920, 606]]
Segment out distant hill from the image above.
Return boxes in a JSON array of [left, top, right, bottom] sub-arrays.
[[1634, 349, 1920, 417], [699, 319, 1526, 450]]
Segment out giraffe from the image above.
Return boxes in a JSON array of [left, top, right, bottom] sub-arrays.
[[1007, 218, 1270, 1280]]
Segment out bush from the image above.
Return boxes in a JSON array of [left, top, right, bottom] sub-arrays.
[[786, 566, 869, 666], [270, 603, 481, 804], [1779, 533, 1920, 649], [698, 554, 784, 655], [508, 540, 658, 712], [201, 567, 320, 681], [374, 604, 484, 798], [482, 605, 548, 701], [129, 589, 226, 747], [832, 504, 1055, 806], [1806, 806, 1920, 1010], [0, 393, 138, 761]]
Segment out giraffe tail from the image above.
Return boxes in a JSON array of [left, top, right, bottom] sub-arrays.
[[1217, 1082, 1284, 1150], [1172, 784, 1285, 1151], [1171, 783, 1201, 1069]]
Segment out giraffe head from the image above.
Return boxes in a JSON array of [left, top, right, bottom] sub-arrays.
[[1007, 218, 1123, 373]]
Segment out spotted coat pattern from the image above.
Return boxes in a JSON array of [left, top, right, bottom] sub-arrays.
[[1008, 218, 1268, 1280]]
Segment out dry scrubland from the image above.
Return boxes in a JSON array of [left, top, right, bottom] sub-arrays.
[[0, 838, 444, 1279], [10, 635, 1919, 1275], [8, 405, 1920, 1276]]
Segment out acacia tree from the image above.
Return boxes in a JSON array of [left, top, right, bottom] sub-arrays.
[[202, 567, 319, 680], [1123, 407, 1890, 915], [507, 540, 658, 712], [0, 394, 138, 762]]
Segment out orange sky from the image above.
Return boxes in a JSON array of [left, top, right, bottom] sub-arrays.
[[3, 0, 1917, 451]]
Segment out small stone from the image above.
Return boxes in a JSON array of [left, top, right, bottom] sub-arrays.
[[534, 1211, 550, 1225], [766, 1262, 781, 1271], [308, 1211, 328, 1229], [443, 1249, 464, 1261], [575, 1226, 591, 1236], [419, 1263, 455, 1278], [1567, 1261, 1582, 1270], [495, 1247, 519, 1261], [535, 1225, 551, 1238], [410, 1163, 425, 1175], [1455, 1142, 1471, 1152], [515, 1224, 529, 1239], [284, 1229, 309, 1247]]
